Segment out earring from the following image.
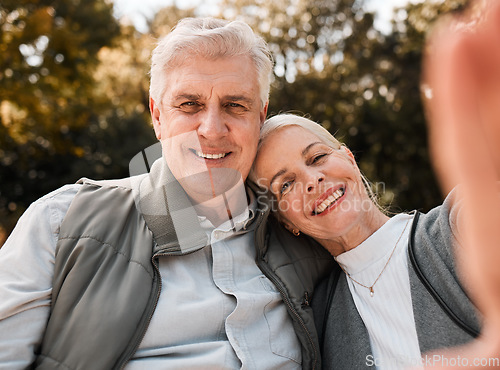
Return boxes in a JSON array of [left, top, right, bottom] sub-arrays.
[[292, 229, 301, 236]]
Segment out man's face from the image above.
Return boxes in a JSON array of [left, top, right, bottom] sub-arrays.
[[150, 55, 267, 201]]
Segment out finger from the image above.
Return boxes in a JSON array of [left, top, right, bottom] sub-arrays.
[[423, 20, 480, 192], [423, 3, 500, 324], [473, 0, 500, 175]]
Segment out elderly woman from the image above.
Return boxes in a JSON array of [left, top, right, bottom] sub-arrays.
[[250, 113, 481, 369]]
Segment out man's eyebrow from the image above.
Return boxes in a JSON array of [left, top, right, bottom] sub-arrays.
[[172, 93, 202, 101], [270, 169, 286, 188], [224, 95, 254, 104], [171, 94, 254, 104], [302, 142, 323, 156]]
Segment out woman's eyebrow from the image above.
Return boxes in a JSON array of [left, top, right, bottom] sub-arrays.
[[302, 142, 323, 156], [270, 169, 286, 188], [269, 142, 324, 188]]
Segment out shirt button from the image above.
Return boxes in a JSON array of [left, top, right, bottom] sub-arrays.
[[213, 231, 222, 239]]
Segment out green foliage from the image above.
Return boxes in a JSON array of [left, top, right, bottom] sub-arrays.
[[0, 0, 471, 245], [148, 5, 197, 36], [0, 0, 155, 243]]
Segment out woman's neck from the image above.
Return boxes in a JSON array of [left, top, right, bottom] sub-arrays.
[[318, 209, 390, 257]]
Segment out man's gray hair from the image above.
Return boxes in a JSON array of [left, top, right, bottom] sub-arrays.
[[150, 17, 273, 108]]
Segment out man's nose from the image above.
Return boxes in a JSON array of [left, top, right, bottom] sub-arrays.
[[197, 106, 228, 140]]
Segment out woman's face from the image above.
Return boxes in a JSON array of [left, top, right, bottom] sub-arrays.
[[253, 126, 373, 241]]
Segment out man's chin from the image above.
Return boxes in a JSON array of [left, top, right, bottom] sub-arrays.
[[177, 167, 243, 203]]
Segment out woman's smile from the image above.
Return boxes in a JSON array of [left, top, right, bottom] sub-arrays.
[[311, 185, 346, 216]]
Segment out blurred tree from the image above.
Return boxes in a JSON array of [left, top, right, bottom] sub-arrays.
[[148, 4, 197, 37], [220, 0, 469, 212], [0, 0, 471, 245], [0, 0, 156, 245], [346, 0, 470, 212], [80, 22, 157, 180]]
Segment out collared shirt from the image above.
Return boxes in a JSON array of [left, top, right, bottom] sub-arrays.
[[335, 213, 422, 370], [0, 185, 78, 369], [127, 196, 302, 369], [0, 184, 302, 369]]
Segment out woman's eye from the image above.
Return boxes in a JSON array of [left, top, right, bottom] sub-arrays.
[[280, 181, 293, 195], [312, 153, 327, 163]]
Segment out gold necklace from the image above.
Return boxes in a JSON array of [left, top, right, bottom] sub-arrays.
[[337, 217, 411, 297]]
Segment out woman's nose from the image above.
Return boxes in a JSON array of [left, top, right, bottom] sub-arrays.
[[306, 175, 324, 192]]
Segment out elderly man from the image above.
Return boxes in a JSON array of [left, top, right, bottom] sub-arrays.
[[0, 18, 332, 369]]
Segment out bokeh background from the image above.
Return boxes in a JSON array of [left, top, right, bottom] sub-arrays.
[[0, 0, 469, 246]]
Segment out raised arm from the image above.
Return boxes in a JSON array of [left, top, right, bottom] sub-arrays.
[[423, 0, 500, 366]]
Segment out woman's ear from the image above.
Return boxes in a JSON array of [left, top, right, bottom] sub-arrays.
[[341, 146, 357, 166], [342, 146, 355, 161], [280, 219, 296, 234], [276, 212, 298, 235]]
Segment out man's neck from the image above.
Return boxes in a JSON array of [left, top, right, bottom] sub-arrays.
[[190, 181, 249, 228]]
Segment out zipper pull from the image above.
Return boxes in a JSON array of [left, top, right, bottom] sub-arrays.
[[302, 291, 310, 307]]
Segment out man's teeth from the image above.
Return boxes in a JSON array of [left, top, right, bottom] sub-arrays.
[[196, 151, 227, 159], [314, 189, 344, 214]]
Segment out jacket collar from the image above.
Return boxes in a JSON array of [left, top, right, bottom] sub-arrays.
[[138, 158, 208, 255], [138, 158, 262, 256]]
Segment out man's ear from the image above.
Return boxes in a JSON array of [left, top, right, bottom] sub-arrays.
[[260, 102, 269, 127], [150, 97, 162, 140]]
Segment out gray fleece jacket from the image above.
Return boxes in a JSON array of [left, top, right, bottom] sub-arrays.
[[312, 190, 481, 369]]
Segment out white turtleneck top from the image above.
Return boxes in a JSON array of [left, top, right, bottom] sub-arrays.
[[335, 213, 423, 369]]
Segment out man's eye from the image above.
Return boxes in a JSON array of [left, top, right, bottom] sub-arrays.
[[179, 101, 201, 112], [226, 102, 247, 111]]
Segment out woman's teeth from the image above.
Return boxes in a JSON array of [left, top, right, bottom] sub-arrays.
[[314, 188, 344, 214], [196, 151, 227, 159]]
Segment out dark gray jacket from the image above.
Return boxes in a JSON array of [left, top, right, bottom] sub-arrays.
[[312, 191, 481, 369], [35, 159, 334, 370]]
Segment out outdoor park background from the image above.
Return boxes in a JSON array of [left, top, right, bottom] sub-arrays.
[[0, 0, 469, 246]]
